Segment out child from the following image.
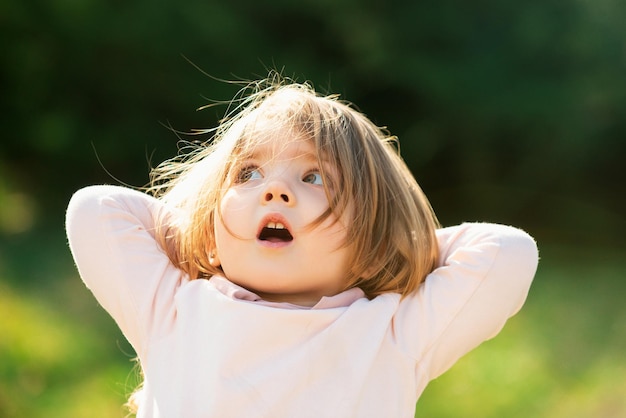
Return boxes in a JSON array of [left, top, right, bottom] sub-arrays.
[[66, 76, 538, 418]]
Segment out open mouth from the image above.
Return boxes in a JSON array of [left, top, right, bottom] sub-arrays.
[[258, 222, 294, 243]]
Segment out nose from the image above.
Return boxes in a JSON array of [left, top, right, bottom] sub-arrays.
[[261, 179, 295, 206]]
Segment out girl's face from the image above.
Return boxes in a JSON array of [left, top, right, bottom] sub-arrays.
[[213, 133, 352, 306]]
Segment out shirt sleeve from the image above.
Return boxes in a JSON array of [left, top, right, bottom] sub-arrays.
[[65, 185, 184, 357], [394, 222, 539, 381]]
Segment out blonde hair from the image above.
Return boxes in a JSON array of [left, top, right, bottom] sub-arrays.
[[148, 74, 440, 299]]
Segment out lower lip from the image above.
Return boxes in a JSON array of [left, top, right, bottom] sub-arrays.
[[257, 238, 293, 249]]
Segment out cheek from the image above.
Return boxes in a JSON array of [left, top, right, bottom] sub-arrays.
[[323, 202, 353, 236], [213, 217, 238, 274], [220, 189, 248, 213], [317, 216, 350, 251], [214, 195, 254, 250], [218, 192, 250, 232], [213, 196, 234, 245]]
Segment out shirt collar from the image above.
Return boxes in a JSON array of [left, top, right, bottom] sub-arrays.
[[209, 275, 366, 310]]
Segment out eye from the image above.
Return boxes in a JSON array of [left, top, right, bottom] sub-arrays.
[[302, 171, 323, 185], [235, 165, 262, 183]]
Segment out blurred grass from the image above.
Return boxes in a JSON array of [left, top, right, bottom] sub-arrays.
[[0, 284, 134, 417], [0, 228, 139, 418], [1, 229, 625, 417], [417, 245, 626, 418]]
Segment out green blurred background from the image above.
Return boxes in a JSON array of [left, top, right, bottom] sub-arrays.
[[1, 0, 625, 417]]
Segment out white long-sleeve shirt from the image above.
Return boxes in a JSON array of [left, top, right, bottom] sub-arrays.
[[66, 185, 538, 418]]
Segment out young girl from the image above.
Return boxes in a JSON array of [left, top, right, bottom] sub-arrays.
[[66, 77, 538, 418]]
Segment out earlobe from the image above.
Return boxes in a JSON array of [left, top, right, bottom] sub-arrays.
[[353, 258, 378, 280], [208, 250, 221, 267]]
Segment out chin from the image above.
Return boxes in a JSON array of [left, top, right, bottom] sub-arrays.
[[228, 273, 289, 291]]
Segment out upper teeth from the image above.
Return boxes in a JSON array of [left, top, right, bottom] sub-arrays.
[[266, 222, 285, 229]]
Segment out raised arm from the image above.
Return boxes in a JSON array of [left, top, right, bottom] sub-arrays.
[[65, 185, 183, 356], [395, 223, 539, 380]]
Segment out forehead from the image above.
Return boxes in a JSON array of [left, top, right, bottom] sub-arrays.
[[236, 124, 323, 162], [250, 138, 318, 164]]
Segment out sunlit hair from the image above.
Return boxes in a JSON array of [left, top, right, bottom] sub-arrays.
[[148, 74, 440, 299]]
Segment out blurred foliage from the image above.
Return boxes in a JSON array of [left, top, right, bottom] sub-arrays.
[[1, 0, 624, 245]]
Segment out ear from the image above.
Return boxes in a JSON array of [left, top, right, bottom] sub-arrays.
[[208, 249, 221, 267], [361, 264, 378, 279]]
